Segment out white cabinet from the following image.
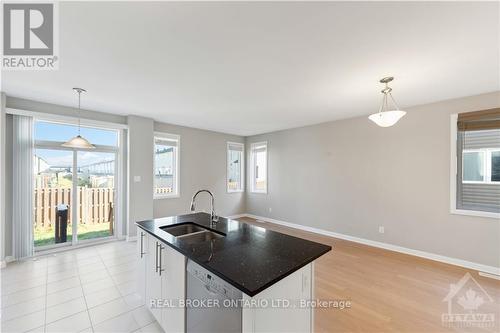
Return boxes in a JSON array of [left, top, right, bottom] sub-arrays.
[[136, 228, 148, 306], [146, 235, 163, 323], [140, 229, 186, 333], [242, 263, 313, 333], [161, 244, 186, 333]]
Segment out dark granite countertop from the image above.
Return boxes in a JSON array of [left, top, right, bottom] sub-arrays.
[[136, 212, 331, 297]]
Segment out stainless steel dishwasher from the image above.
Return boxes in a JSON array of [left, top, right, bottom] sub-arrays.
[[186, 260, 243, 333]]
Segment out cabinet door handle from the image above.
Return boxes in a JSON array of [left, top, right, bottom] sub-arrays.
[[140, 232, 145, 258], [159, 245, 165, 276], [155, 242, 159, 273]]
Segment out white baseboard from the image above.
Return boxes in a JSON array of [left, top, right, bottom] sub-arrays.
[[479, 271, 500, 280], [240, 214, 500, 276], [1, 256, 16, 268], [227, 214, 247, 219], [126, 236, 137, 242]]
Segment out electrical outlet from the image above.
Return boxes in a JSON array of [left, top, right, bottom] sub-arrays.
[[133, 176, 141, 182], [269, 207, 272, 213], [378, 226, 385, 234]]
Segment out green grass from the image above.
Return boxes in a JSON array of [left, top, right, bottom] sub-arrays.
[[34, 222, 112, 247]]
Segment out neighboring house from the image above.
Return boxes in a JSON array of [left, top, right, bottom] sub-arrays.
[[33, 155, 49, 174]]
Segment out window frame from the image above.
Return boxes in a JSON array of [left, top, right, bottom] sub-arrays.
[[153, 132, 180, 199], [226, 142, 245, 193], [450, 114, 500, 219], [34, 119, 120, 151], [249, 141, 268, 194]]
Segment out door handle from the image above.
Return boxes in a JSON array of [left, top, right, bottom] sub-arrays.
[[159, 245, 165, 276], [155, 242, 159, 273], [140, 232, 145, 258]]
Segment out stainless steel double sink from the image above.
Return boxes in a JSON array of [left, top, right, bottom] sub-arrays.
[[160, 222, 225, 244]]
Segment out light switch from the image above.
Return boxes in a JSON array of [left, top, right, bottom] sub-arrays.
[[134, 176, 142, 182]]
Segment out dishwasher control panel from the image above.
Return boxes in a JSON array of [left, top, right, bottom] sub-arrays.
[[187, 260, 242, 299]]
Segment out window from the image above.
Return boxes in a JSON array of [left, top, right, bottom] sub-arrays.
[[35, 121, 118, 146], [462, 149, 500, 183], [227, 142, 244, 192], [451, 110, 500, 217], [492, 151, 500, 182], [154, 133, 180, 198], [250, 142, 267, 193]]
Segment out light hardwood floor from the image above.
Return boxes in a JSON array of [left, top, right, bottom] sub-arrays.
[[236, 217, 500, 333]]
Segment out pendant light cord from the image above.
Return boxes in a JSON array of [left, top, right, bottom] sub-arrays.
[[77, 89, 81, 135], [379, 80, 400, 113], [378, 94, 385, 114], [73, 88, 86, 135]]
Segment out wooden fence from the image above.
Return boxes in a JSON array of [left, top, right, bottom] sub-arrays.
[[155, 187, 173, 195], [34, 187, 114, 229]]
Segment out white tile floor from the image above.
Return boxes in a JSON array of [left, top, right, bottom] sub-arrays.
[[1, 241, 163, 333]]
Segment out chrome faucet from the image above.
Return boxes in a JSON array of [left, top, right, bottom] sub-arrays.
[[190, 190, 219, 224]]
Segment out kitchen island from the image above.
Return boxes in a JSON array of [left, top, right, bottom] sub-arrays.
[[136, 212, 331, 333]]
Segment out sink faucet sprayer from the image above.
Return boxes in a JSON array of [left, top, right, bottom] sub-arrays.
[[190, 190, 219, 224]]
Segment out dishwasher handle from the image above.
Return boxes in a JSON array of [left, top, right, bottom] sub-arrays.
[[204, 284, 219, 297]]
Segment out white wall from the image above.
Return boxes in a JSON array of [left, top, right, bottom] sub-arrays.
[[246, 92, 500, 268], [127, 119, 246, 237], [153, 122, 246, 218], [6, 97, 127, 125], [127, 116, 154, 238]]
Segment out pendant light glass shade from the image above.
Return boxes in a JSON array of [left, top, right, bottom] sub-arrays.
[[62, 88, 95, 149], [62, 135, 95, 149], [368, 77, 406, 127], [368, 110, 406, 127]]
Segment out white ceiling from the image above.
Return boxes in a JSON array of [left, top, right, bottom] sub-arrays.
[[2, 1, 499, 136]]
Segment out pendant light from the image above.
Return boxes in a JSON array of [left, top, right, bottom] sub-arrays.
[[368, 77, 406, 127], [62, 88, 95, 149]]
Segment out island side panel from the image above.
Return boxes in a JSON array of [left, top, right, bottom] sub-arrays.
[[310, 261, 315, 333], [242, 263, 313, 333]]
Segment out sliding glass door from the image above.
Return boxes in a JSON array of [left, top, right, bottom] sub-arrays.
[[34, 149, 74, 247], [33, 120, 119, 250], [76, 151, 116, 242]]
